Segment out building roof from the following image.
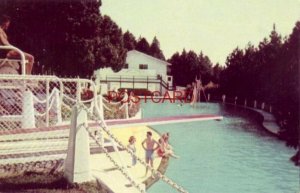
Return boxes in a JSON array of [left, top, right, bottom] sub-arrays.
[[127, 50, 171, 66]]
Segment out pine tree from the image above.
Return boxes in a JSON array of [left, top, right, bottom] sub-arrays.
[[123, 30, 136, 51], [136, 37, 150, 54], [149, 36, 165, 60]]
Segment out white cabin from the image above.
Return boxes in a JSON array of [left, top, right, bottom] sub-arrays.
[[94, 50, 173, 94]]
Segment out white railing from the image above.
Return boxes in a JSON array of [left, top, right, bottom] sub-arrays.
[[0, 45, 26, 75], [0, 74, 139, 130]]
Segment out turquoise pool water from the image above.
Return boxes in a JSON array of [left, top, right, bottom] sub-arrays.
[[142, 102, 299, 193]]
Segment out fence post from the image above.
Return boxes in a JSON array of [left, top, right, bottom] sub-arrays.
[[269, 106, 272, 113], [222, 94, 226, 103], [207, 93, 210, 101], [97, 95, 104, 145], [22, 91, 35, 128], [261, 102, 265, 110], [160, 78, 162, 94], [244, 99, 247, 107], [64, 106, 91, 183], [76, 81, 81, 102], [254, 100, 257, 108], [147, 76, 149, 90], [133, 76, 135, 89], [46, 80, 50, 127], [54, 88, 62, 124], [234, 96, 238, 105], [125, 103, 129, 119]]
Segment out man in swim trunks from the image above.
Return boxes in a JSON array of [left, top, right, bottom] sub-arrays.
[[141, 131, 159, 177]]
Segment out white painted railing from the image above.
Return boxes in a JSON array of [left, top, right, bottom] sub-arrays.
[[0, 45, 26, 75]]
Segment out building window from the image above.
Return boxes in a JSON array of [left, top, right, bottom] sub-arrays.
[[168, 77, 172, 81], [124, 63, 128, 69], [139, 64, 148, 70]]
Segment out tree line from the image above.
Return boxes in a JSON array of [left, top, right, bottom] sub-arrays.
[[0, 0, 165, 78], [0, 0, 219, 82], [168, 50, 223, 87], [219, 23, 299, 149]]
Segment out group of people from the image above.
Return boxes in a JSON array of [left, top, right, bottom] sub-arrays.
[[127, 131, 179, 177], [0, 14, 34, 75]]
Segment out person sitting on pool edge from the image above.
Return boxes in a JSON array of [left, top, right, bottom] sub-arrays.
[[141, 131, 159, 178], [157, 133, 179, 159]]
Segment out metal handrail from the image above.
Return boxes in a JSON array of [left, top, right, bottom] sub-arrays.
[[0, 45, 26, 75]]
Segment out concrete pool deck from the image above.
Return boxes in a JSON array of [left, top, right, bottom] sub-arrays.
[[251, 109, 280, 135], [0, 125, 164, 193], [91, 125, 163, 193], [224, 103, 281, 136]]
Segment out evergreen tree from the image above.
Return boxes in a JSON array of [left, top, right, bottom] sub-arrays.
[[169, 49, 214, 87], [136, 37, 150, 54], [0, 0, 127, 77], [123, 30, 136, 51], [94, 15, 126, 72], [149, 36, 165, 60], [219, 22, 299, 148]]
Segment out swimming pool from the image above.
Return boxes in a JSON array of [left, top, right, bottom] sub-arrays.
[[142, 102, 299, 193]]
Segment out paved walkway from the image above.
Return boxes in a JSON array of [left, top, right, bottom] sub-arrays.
[[91, 125, 162, 193], [225, 102, 280, 136], [0, 125, 162, 193], [252, 109, 280, 135]]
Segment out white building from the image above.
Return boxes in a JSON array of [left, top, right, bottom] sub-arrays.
[[94, 50, 173, 94]]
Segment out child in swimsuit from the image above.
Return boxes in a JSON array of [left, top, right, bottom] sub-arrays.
[[128, 136, 137, 167]]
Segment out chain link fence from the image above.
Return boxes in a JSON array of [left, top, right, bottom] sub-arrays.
[[0, 75, 97, 178]]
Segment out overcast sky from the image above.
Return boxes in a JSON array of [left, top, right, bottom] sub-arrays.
[[101, 0, 300, 65]]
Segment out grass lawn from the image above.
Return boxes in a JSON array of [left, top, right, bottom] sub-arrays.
[[0, 172, 111, 193]]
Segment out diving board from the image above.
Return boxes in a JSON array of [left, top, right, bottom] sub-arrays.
[[106, 114, 223, 128], [0, 114, 223, 135]]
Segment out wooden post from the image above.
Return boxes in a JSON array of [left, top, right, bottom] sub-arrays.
[[207, 93, 210, 101], [133, 76, 135, 89], [146, 76, 149, 90], [234, 96, 238, 105], [244, 99, 247, 107], [46, 80, 50, 127], [222, 94, 226, 103], [261, 102, 265, 110], [254, 100, 257, 108], [160, 78, 162, 94]]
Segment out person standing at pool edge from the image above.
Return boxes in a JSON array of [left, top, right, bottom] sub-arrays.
[[142, 131, 159, 177], [127, 136, 137, 167], [0, 15, 34, 74]]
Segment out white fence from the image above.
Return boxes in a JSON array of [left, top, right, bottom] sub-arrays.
[[0, 74, 137, 166], [0, 75, 97, 130]]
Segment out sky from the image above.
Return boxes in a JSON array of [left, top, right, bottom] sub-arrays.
[[101, 0, 300, 65]]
